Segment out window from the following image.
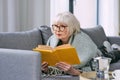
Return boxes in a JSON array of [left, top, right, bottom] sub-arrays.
[[71, 0, 120, 36]]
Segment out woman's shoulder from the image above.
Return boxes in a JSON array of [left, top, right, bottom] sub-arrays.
[[46, 34, 59, 47], [74, 31, 97, 47], [48, 34, 57, 40]]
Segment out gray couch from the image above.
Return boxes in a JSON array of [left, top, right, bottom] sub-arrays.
[[0, 25, 120, 80]]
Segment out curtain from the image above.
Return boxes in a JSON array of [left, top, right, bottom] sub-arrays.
[[99, 0, 119, 36], [0, 0, 49, 32], [73, 0, 97, 28], [50, 0, 69, 26]]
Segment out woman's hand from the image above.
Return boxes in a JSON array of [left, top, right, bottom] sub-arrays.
[[55, 62, 81, 75], [42, 62, 49, 73]]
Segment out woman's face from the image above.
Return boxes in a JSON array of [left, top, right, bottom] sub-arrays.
[[52, 22, 71, 42]]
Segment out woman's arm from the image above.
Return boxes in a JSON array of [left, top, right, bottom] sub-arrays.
[[56, 62, 81, 75]]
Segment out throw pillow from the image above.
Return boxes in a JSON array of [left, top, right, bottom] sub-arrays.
[[99, 41, 120, 63], [39, 25, 52, 45]]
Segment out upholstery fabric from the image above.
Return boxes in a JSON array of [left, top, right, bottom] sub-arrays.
[[39, 25, 52, 45], [81, 25, 108, 48], [0, 48, 41, 80], [42, 76, 79, 80], [0, 25, 120, 80], [0, 28, 42, 50], [107, 36, 120, 45], [110, 60, 120, 71]]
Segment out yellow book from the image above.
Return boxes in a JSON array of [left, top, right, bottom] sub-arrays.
[[33, 44, 80, 66]]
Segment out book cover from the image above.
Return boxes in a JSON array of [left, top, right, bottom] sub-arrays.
[[33, 44, 80, 66]]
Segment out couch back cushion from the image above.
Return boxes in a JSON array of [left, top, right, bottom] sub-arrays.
[[81, 25, 107, 47], [39, 25, 53, 45], [0, 28, 42, 50]]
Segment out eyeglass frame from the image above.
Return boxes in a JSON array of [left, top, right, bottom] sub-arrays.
[[52, 24, 68, 32]]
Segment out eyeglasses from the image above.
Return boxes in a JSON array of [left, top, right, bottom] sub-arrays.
[[52, 24, 67, 32]]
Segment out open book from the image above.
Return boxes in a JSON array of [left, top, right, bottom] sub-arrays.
[[33, 44, 80, 66]]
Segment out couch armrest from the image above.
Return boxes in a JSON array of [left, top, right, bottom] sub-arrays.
[[0, 48, 41, 80], [107, 36, 120, 45]]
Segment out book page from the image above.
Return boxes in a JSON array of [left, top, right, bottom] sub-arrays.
[[55, 44, 72, 50], [38, 45, 53, 50]]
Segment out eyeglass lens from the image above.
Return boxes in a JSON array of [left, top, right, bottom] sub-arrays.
[[52, 25, 67, 31]]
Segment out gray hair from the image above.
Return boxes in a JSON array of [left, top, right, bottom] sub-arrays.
[[52, 12, 80, 35]]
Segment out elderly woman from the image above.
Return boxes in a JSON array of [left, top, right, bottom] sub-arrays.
[[42, 12, 98, 76]]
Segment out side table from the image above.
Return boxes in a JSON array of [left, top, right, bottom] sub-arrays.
[[81, 71, 114, 80]]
